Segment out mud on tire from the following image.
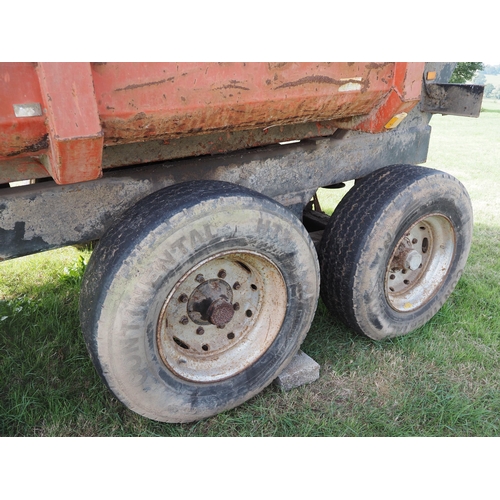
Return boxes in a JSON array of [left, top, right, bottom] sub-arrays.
[[319, 164, 473, 340], [80, 181, 320, 422]]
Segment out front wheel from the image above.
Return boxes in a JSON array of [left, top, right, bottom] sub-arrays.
[[80, 181, 319, 422], [319, 164, 473, 340]]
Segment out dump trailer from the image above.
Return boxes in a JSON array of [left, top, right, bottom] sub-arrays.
[[0, 62, 484, 422]]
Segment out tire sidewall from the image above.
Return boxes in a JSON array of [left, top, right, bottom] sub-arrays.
[[353, 173, 472, 339], [85, 189, 319, 422]]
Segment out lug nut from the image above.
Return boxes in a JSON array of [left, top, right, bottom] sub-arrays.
[[196, 327, 205, 335], [233, 282, 241, 290], [218, 269, 227, 279], [178, 293, 188, 303], [233, 302, 240, 311], [195, 274, 205, 283], [179, 316, 189, 325]]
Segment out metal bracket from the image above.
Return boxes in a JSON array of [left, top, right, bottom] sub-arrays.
[[421, 83, 484, 117]]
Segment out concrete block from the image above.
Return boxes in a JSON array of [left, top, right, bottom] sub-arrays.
[[273, 350, 320, 391]]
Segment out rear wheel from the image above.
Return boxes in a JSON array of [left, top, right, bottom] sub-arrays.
[[80, 180, 319, 422], [319, 164, 473, 340]]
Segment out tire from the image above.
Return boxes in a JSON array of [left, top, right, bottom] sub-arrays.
[[319, 164, 473, 340], [80, 180, 319, 423]]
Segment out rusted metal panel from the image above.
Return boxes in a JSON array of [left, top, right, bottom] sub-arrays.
[[36, 63, 104, 184], [0, 62, 426, 185], [92, 62, 395, 144], [101, 120, 339, 169], [331, 62, 426, 132], [421, 83, 484, 117], [0, 103, 432, 261], [0, 121, 339, 184]]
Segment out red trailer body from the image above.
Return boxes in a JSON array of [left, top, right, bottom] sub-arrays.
[[1, 62, 424, 184]]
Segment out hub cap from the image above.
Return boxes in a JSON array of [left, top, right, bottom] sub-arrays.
[[156, 250, 287, 382], [385, 214, 456, 312]]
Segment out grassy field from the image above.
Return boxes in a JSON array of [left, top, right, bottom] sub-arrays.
[[1, 101, 499, 437], [484, 74, 500, 88]]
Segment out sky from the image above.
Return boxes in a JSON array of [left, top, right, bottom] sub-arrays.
[[2, 3, 498, 63]]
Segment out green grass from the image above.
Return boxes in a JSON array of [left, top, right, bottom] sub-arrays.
[[1, 102, 500, 436], [482, 97, 500, 108]]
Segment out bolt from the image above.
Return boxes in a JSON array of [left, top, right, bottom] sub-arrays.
[[179, 293, 188, 303], [233, 282, 241, 290], [233, 302, 240, 311], [195, 274, 205, 283], [196, 327, 205, 335], [179, 316, 189, 325], [218, 269, 227, 279]]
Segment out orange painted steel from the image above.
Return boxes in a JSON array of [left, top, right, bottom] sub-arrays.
[[37, 63, 104, 184], [0, 62, 425, 185], [0, 63, 47, 157]]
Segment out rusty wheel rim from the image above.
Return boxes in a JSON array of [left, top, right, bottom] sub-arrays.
[[385, 214, 456, 312], [156, 250, 287, 382]]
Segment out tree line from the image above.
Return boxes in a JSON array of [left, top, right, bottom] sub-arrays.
[[451, 63, 500, 98], [482, 64, 500, 75], [474, 65, 500, 98]]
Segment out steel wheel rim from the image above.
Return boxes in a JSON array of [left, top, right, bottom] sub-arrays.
[[385, 214, 456, 312], [156, 250, 287, 383]]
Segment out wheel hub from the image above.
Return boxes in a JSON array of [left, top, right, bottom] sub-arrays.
[[405, 250, 423, 271], [156, 250, 287, 383], [385, 214, 455, 312], [187, 279, 234, 325], [207, 297, 235, 327]]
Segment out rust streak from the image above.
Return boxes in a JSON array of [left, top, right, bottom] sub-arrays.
[[366, 62, 390, 69], [6, 134, 49, 157], [115, 79, 168, 92], [214, 84, 250, 91], [268, 63, 288, 70], [275, 75, 362, 90]]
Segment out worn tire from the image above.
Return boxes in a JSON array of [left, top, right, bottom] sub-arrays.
[[80, 181, 319, 422], [319, 164, 473, 340]]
